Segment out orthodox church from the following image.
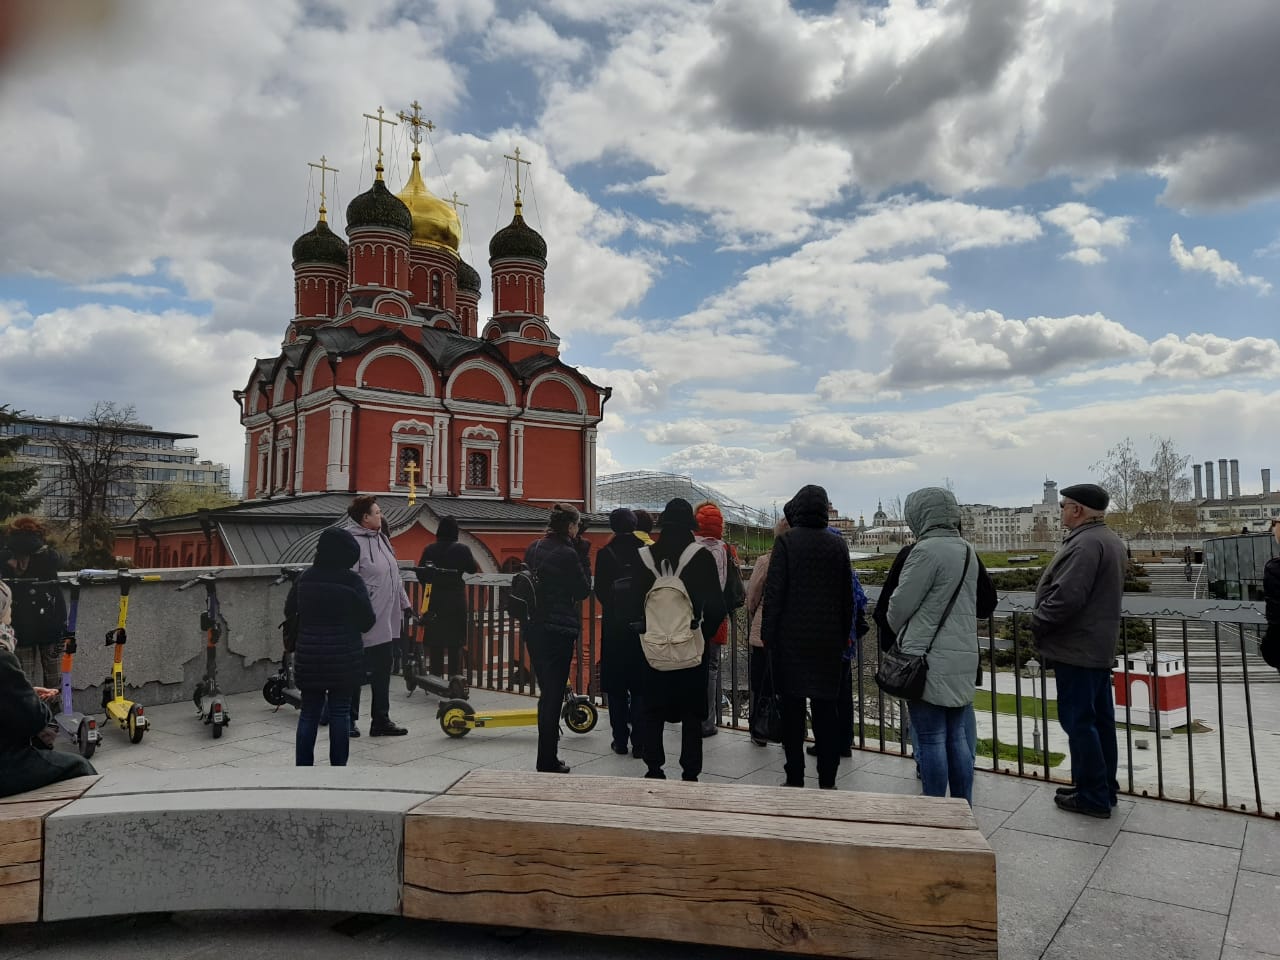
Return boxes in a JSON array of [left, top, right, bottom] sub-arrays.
[[116, 107, 610, 571]]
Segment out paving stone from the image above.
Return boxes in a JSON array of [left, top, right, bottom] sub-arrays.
[[1241, 818, 1280, 876], [835, 768, 927, 796], [1089, 832, 1241, 914], [971, 772, 1044, 812], [988, 825, 1106, 960], [1122, 796, 1248, 848], [1220, 947, 1280, 960], [1043, 888, 1226, 960], [1001, 783, 1134, 844], [972, 804, 1011, 836], [1225, 869, 1280, 955]]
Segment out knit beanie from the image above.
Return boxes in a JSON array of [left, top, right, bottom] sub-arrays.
[[609, 508, 637, 534], [659, 498, 697, 531]]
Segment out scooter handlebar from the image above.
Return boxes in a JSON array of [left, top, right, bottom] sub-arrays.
[[271, 566, 307, 585], [176, 572, 218, 591]]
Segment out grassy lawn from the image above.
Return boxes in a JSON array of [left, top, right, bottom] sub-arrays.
[[974, 689, 1059, 722], [978, 738, 1065, 767]]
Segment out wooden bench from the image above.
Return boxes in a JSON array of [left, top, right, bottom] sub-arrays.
[[3, 769, 997, 959], [405, 771, 997, 959], [0, 776, 100, 924]]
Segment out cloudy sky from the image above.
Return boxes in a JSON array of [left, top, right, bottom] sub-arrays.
[[2, 0, 1279, 521]]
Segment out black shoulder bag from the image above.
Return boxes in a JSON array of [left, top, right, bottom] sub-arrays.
[[875, 546, 971, 701]]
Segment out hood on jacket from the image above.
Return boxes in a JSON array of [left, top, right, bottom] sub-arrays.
[[314, 527, 360, 569], [904, 487, 961, 540], [694, 501, 724, 540], [436, 516, 459, 543], [784, 484, 830, 529]]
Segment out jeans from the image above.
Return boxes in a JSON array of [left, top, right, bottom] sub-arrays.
[[350, 641, 394, 726], [297, 688, 351, 766], [1053, 663, 1119, 810], [703, 643, 723, 734], [0, 746, 96, 798], [781, 695, 840, 787], [527, 627, 574, 770], [910, 700, 976, 805]]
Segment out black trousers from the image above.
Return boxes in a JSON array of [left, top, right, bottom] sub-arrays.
[[748, 645, 770, 732], [0, 746, 96, 799], [640, 706, 703, 781], [603, 674, 643, 753], [782, 694, 840, 787], [351, 640, 394, 725], [528, 628, 574, 770]]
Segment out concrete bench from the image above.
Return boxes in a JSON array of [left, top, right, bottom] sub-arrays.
[[3, 769, 997, 959]]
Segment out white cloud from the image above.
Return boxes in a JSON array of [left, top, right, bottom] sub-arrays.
[[482, 11, 588, 64], [75, 281, 172, 298], [1169, 234, 1272, 294], [1147, 332, 1280, 379], [642, 417, 757, 445], [1042, 202, 1132, 264]]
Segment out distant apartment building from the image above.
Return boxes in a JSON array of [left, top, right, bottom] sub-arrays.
[[1, 413, 231, 521], [959, 480, 1063, 550]]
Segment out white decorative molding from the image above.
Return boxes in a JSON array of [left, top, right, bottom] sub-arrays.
[[326, 402, 353, 490], [445, 358, 517, 406], [355, 345, 434, 396], [527, 371, 587, 415], [388, 418, 434, 494], [459, 425, 501, 497], [510, 423, 525, 498]]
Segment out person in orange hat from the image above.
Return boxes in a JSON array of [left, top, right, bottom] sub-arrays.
[[693, 500, 745, 737]]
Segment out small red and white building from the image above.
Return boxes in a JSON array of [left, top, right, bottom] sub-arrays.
[[1113, 650, 1189, 733]]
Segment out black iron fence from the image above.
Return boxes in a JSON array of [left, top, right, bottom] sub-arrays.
[[403, 573, 1278, 819]]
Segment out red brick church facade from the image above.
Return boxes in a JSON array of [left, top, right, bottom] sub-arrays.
[[116, 130, 610, 571]]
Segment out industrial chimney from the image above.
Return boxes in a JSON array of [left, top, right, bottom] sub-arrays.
[[1230, 459, 1241, 499], [1205, 461, 1216, 500], [1264, 468, 1272, 496], [1219, 459, 1229, 501], [1193, 464, 1204, 500]]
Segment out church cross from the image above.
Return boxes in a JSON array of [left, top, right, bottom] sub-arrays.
[[404, 459, 419, 505], [504, 146, 532, 212], [449, 191, 468, 212], [306, 155, 338, 222], [397, 100, 435, 150], [362, 106, 398, 180]]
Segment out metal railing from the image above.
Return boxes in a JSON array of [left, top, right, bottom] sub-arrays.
[[404, 573, 1279, 819]]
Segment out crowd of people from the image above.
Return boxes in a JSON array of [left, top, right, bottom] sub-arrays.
[[4, 483, 1279, 808]]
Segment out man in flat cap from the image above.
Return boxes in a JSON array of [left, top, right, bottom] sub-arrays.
[[1032, 482, 1127, 819]]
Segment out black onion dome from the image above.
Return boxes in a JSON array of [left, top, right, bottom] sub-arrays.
[[457, 258, 481, 293], [345, 179, 412, 235], [488, 211, 547, 263], [291, 219, 348, 266]]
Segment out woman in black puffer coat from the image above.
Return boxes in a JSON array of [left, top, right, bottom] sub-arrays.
[[286, 528, 376, 766], [762, 484, 854, 789], [523, 503, 592, 773], [416, 516, 479, 678]]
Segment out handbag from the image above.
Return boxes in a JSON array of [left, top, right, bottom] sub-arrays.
[[875, 546, 971, 700], [724, 555, 747, 611], [751, 651, 783, 743]]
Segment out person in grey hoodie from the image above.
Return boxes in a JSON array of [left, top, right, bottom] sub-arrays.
[[348, 496, 413, 738], [887, 487, 990, 805], [1033, 482, 1126, 819]]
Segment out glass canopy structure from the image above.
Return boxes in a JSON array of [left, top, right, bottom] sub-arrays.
[[594, 471, 773, 530]]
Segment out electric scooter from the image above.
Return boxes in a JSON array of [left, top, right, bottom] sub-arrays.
[[178, 571, 230, 738], [437, 686, 598, 738], [91, 569, 162, 744], [4, 575, 101, 758], [262, 567, 304, 711], [402, 565, 470, 702]]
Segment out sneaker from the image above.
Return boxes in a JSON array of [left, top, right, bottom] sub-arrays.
[[1054, 793, 1111, 819], [1055, 786, 1077, 797], [701, 726, 718, 738], [370, 720, 408, 737], [750, 735, 768, 747], [611, 741, 630, 755], [537, 761, 571, 774], [780, 780, 804, 788], [348, 726, 361, 739], [644, 769, 667, 780]]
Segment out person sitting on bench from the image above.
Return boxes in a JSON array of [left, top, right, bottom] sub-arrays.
[[0, 581, 97, 798]]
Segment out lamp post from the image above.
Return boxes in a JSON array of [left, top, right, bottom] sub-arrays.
[[1025, 657, 1043, 754]]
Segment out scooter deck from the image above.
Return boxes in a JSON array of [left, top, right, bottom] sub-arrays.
[[456, 709, 539, 729]]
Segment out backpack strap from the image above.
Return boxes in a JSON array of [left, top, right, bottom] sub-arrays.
[[638, 546, 659, 578], [673, 542, 703, 579]]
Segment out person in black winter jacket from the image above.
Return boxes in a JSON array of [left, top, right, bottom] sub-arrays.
[[763, 484, 854, 789], [594, 508, 647, 758], [1261, 519, 1280, 670], [1, 581, 97, 798], [287, 528, 376, 766], [1, 516, 67, 689], [523, 503, 592, 773], [633, 498, 727, 782], [416, 516, 479, 678]]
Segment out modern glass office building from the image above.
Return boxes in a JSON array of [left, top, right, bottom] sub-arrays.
[[1203, 531, 1279, 601]]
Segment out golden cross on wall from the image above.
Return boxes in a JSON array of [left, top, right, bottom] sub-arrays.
[[307, 155, 338, 222], [503, 146, 532, 208], [405, 460, 419, 505], [397, 99, 435, 148], [362, 106, 399, 178]]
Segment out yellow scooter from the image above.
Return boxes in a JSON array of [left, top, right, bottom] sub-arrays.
[[438, 686, 598, 738], [91, 569, 161, 743]]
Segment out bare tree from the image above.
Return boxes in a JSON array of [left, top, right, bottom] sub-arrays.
[[1092, 437, 1144, 515]]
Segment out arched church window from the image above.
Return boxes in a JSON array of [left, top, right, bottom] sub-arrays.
[[400, 446, 424, 485], [431, 273, 442, 306]]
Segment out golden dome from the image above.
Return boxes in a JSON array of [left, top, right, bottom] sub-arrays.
[[396, 150, 461, 252]]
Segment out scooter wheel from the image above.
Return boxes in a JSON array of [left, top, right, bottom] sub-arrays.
[[77, 721, 96, 760], [212, 721, 223, 739], [563, 700, 599, 734], [447, 676, 470, 700], [127, 706, 145, 744], [404, 670, 417, 694], [262, 675, 288, 706], [438, 701, 474, 738]]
